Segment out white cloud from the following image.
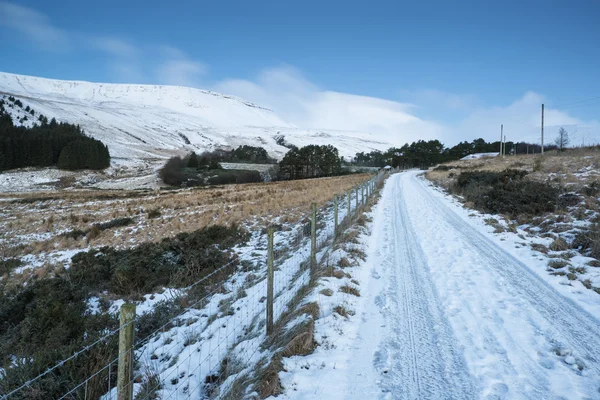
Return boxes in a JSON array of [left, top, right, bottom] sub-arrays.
[[453, 91, 600, 145], [91, 37, 139, 58], [0, 1, 69, 50], [213, 66, 446, 147], [402, 89, 479, 112], [215, 66, 600, 148], [156, 59, 207, 87], [154, 46, 207, 87]]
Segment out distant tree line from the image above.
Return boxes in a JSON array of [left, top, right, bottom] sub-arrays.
[[0, 112, 110, 171], [353, 137, 560, 169]]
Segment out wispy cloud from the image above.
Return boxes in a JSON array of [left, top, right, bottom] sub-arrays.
[[213, 66, 446, 146], [155, 46, 207, 86], [90, 37, 139, 58], [0, 1, 70, 51]]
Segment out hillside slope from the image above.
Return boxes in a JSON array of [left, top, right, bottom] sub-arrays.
[[0, 72, 392, 165]]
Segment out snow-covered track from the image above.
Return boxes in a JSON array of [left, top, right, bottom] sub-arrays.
[[338, 171, 600, 399]]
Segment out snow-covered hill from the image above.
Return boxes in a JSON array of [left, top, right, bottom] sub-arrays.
[[0, 72, 392, 165]]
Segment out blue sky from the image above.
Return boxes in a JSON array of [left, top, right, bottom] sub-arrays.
[[1, 0, 599, 145]]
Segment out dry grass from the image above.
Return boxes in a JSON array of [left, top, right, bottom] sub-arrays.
[[549, 238, 569, 252], [426, 148, 600, 190], [339, 284, 360, 297], [0, 174, 370, 263], [333, 305, 349, 318]]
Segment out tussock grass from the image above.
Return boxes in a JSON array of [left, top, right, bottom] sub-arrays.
[[549, 238, 569, 252], [339, 284, 360, 297], [333, 305, 349, 318], [0, 174, 369, 264]]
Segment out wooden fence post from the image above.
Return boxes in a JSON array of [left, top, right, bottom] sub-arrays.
[[266, 227, 274, 335], [117, 303, 136, 400], [310, 202, 317, 278], [333, 194, 338, 238], [347, 191, 351, 223], [361, 184, 365, 205]]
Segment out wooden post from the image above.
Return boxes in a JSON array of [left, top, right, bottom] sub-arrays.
[[355, 188, 358, 212], [347, 191, 351, 222], [333, 195, 338, 237], [117, 303, 136, 400], [266, 227, 274, 335], [361, 185, 364, 205], [310, 202, 317, 278], [541, 103, 545, 155], [500, 125, 503, 157]]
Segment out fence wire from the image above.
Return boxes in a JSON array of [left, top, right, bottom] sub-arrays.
[[1, 171, 388, 400]]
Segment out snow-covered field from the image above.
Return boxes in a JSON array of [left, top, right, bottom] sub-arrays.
[[276, 172, 600, 399], [0, 72, 393, 169]]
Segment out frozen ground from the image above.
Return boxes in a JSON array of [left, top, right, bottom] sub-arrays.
[[277, 171, 600, 399]]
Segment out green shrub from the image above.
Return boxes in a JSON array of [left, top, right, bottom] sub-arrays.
[[148, 209, 162, 219], [70, 225, 249, 296], [454, 169, 528, 189], [60, 229, 87, 240], [0, 258, 22, 275], [484, 181, 559, 217], [452, 169, 559, 218], [95, 217, 134, 231], [0, 279, 118, 399], [208, 171, 237, 185], [572, 224, 600, 260], [234, 170, 262, 184]]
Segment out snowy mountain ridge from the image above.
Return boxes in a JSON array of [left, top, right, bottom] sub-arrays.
[[0, 72, 393, 165]]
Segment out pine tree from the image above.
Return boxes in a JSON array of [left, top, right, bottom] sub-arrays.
[[187, 152, 199, 168]]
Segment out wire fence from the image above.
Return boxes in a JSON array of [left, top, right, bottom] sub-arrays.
[[1, 171, 389, 400]]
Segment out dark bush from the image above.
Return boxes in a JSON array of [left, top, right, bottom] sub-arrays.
[[452, 169, 559, 218], [572, 224, 600, 260], [148, 209, 162, 219], [0, 279, 118, 399], [95, 217, 134, 231], [70, 225, 249, 296], [0, 258, 22, 275], [582, 182, 600, 197], [559, 193, 581, 208], [477, 180, 559, 217], [455, 169, 528, 189], [136, 299, 184, 339], [159, 156, 186, 186], [234, 170, 262, 184], [208, 171, 237, 185], [60, 229, 87, 240]]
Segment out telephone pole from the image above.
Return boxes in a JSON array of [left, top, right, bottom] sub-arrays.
[[500, 124, 504, 158], [541, 104, 545, 155]]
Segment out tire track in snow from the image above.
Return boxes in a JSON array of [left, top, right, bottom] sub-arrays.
[[372, 173, 476, 399], [402, 171, 600, 398]]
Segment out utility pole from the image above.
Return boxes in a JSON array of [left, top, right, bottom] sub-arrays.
[[541, 104, 545, 155], [500, 125, 503, 157], [503, 134, 506, 158]]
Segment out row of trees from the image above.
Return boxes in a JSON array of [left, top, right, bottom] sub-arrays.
[[352, 134, 568, 169], [0, 113, 110, 171], [187, 145, 277, 167]]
